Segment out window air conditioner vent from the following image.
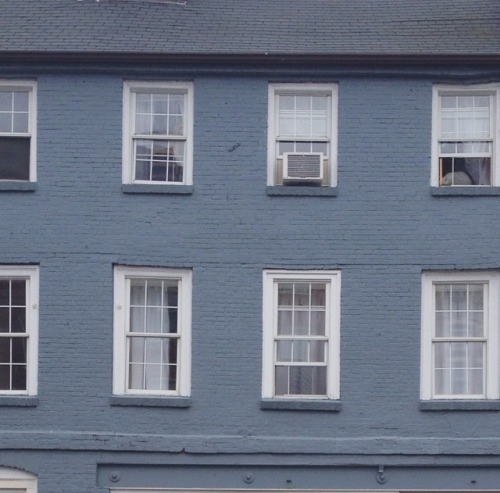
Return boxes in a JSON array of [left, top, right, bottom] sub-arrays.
[[283, 152, 323, 182]]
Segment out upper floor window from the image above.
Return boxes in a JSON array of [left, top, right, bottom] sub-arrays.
[[113, 266, 192, 396], [262, 270, 341, 399], [421, 271, 499, 400], [123, 81, 194, 185], [0, 467, 37, 492], [267, 84, 338, 187], [432, 84, 499, 187], [0, 266, 39, 395], [0, 81, 37, 182]]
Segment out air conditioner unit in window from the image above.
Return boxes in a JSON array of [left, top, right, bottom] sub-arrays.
[[283, 152, 324, 183]]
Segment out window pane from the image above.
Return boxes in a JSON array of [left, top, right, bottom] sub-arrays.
[[129, 363, 144, 389], [0, 112, 11, 133], [293, 310, 309, 336], [10, 280, 25, 306], [0, 91, 12, 111], [13, 91, 29, 112], [162, 307, 178, 334], [145, 307, 161, 333], [146, 281, 162, 306], [294, 283, 310, 306], [435, 285, 450, 310], [451, 285, 467, 309], [163, 364, 177, 391], [0, 339, 9, 363], [435, 312, 450, 337], [11, 364, 26, 391], [310, 311, 325, 336], [129, 307, 145, 332], [129, 337, 145, 363], [130, 280, 146, 305], [11, 338, 26, 364], [0, 137, 30, 180], [292, 340, 308, 362], [13, 113, 28, 133], [434, 368, 450, 395], [144, 363, 162, 390], [164, 338, 178, 365], [289, 366, 326, 395], [468, 368, 484, 395], [144, 337, 162, 364], [10, 307, 25, 333], [163, 281, 178, 307], [450, 311, 467, 337], [309, 340, 326, 363], [0, 308, 9, 333], [451, 368, 467, 395], [277, 310, 292, 335], [468, 311, 483, 337], [274, 366, 289, 395], [276, 340, 292, 362], [469, 284, 484, 310], [0, 365, 9, 390], [278, 283, 293, 307], [311, 283, 326, 306]]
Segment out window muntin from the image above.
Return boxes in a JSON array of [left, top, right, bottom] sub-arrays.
[[433, 84, 499, 187], [0, 267, 38, 396], [0, 82, 36, 182], [263, 270, 340, 399], [421, 272, 499, 400], [123, 82, 193, 185], [268, 84, 337, 186], [113, 267, 191, 396]]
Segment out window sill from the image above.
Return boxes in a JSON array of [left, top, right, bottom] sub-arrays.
[[419, 400, 500, 411], [0, 181, 37, 192], [260, 398, 341, 412], [0, 396, 38, 407], [122, 184, 193, 195], [431, 186, 500, 196], [110, 395, 191, 408], [266, 186, 338, 197]]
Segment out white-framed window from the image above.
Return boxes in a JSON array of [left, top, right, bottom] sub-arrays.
[[0, 266, 39, 396], [113, 266, 192, 396], [0, 467, 37, 493], [432, 83, 500, 187], [421, 271, 500, 400], [122, 81, 194, 185], [267, 83, 338, 187], [0, 81, 37, 182], [262, 270, 341, 399]]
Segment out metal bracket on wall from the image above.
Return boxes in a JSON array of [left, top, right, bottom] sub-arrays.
[[376, 465, 388, 484]]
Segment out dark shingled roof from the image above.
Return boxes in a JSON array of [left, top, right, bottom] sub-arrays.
[[0, 0, 498, 61]]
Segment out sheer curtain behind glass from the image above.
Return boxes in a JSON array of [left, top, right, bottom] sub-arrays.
[[128, 278, 179, 392], [275, 281, 327, 396], [433, 283, 485, 396]]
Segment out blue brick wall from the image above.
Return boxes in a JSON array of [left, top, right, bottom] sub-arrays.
[[0, 65, 500, 491]]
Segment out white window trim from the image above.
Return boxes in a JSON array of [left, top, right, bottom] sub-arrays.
[[122, 81, 194, 185], [113, 266, 192, 397], [262, 269, 341, 399], [267, 83, 338, 187], [0, 265, 39, 396], [421, 271, 500, 400], [0, 467, 37, 492], [431, 83, 500, 187], [0, 80, 37, 182]]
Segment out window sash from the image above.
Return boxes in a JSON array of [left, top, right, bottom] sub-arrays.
[[262, 271, 340, 400], [421, 272, 499, 401]]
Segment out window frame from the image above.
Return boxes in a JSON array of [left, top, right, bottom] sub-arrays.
[[431, 83, 500, 187], [113, 266, 192, 397], [0, 80, 37, 183], [421, 271, 500, 401], [122, 81, 194, 186], [267, 83, 338, 187], [262, 269, 341, 400], [0, 265, 39, 396]]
